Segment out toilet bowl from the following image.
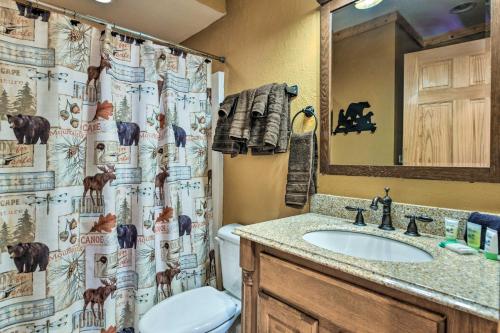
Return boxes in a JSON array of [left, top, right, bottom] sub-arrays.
[[139, 224, 242, 333]]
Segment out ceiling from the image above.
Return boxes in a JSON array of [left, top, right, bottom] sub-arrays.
[[332, 0, 489, 39], [42, 0, 226, 43]]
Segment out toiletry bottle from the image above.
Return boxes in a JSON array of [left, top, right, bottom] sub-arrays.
[[484, 227, 499, 261], [444, 218, 459, 241], [466, 222, 482, 250]]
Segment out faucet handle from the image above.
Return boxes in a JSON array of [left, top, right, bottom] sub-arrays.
[[345, 206, 367, 226], [404, 215, 433, 237]]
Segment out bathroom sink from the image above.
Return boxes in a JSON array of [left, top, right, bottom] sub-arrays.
[[302, 230, 433, 263]]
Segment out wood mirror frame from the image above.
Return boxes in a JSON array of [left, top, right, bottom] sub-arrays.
[[318, 0, 500, 182]]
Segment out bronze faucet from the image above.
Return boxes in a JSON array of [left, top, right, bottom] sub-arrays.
[[370, 187, 395, 231]]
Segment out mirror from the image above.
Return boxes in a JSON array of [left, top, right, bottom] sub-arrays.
[[328, 0, 491, 168]]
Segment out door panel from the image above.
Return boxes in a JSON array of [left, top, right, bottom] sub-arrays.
[[453, 98, 490, 167], [405, 102, 453, 166]]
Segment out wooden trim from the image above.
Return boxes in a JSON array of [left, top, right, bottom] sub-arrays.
[[424, 23, 490, 47], [333, 12, 424, 47], [319, 0, 500, 183], [333, 12, 399, 42], [395, 12, 425, 47], [240, 238, 255, 271], [319, 4, 332, 173], [240, 238, 256, 333], [242, 270, 255, 333]]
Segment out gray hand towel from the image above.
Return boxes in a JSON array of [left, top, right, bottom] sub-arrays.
[[275, 91, 291, 153], [248, 83, 274, 148], [250, 83, 291, 154], [263, 83, 287, 147], [285, 131, 317, 208], [251, 84, 274, 117], [229, 89, 256, 141], [218, 94, 238, 118], [212, 95, 246, 157]]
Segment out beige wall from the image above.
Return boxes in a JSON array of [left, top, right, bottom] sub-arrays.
[[184, 0, 500, 225], [331, 23, 396, 166], [196, 0, 226, 13]]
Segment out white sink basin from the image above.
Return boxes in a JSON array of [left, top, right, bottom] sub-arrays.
[[302, 230, 433, 263]]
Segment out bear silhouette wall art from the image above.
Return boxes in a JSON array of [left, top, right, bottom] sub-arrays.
[[332, 101, 377, 135]]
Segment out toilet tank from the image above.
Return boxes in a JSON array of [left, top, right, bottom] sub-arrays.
[[216, 224, 242, 300]]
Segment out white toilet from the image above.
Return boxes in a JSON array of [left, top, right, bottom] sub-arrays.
[[139, 224, 242, 333]]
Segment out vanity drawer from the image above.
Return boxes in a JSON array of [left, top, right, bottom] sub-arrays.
[[259, 253, 446, 333]]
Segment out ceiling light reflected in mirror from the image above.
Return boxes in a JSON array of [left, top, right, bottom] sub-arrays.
[[355, 0, 384, 10]]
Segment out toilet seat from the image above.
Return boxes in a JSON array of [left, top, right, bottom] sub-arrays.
[[138, 286, 239, 333]]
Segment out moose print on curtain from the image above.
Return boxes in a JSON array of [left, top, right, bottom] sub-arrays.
[[0, 0, 215, 332]]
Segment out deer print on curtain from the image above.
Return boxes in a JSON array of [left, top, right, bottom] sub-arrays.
[[0, 0, 215, 332]]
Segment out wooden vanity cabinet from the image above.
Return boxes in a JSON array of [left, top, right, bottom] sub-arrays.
[[240, 239, 498, 333]]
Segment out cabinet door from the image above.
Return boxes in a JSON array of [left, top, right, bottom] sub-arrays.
[[258, 292, 318, 333]]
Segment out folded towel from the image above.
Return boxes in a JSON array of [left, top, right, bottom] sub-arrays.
[[248, 84, 274, 148], [275, 90, 291, 153], [465, 212, 500, 250], [251, 84, 274, 117], [229, 89, 256, 141], [263, 83, 287, 147], [285, 131, 317, 208], [250, 83, 291, 154], [212, 83, 293, 157], [218, 94, 237, 118], [212, 95, 247, 157], [310, 132, 318, 194]]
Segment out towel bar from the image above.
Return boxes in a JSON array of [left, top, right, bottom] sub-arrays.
[[286, 85, 299, 97], [291, 106, 317, 133]]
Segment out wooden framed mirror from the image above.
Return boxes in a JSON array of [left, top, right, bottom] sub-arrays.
[[319, 0, 499, 182]]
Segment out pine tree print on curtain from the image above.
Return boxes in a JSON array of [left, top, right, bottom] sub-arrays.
[[0, 1, 214, 331]]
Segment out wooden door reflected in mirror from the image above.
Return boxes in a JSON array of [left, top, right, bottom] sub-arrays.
[[403, 38, 490, 167]]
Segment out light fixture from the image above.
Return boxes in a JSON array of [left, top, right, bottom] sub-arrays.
[[354, 0, 383, 10], [95, 0, 112, 3], [449, 2, 477, 14]]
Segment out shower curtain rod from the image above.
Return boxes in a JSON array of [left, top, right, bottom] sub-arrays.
[[20, 0, 226, 63]]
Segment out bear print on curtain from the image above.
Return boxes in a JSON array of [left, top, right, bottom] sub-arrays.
[[0, 0, 215, 332]]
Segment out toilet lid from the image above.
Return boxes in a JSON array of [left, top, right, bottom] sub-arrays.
[[139, 286, 238, 333]]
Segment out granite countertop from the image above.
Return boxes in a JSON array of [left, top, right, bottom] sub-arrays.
[[234, 213, 500, 321]]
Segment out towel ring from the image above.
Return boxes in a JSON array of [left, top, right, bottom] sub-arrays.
[[291, 106, 317, 133]]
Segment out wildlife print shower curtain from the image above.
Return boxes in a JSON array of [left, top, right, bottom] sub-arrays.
[[0, 0, 215, 332]]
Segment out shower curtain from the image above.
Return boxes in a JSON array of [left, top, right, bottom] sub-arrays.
[[0, 1, 215, 332]]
